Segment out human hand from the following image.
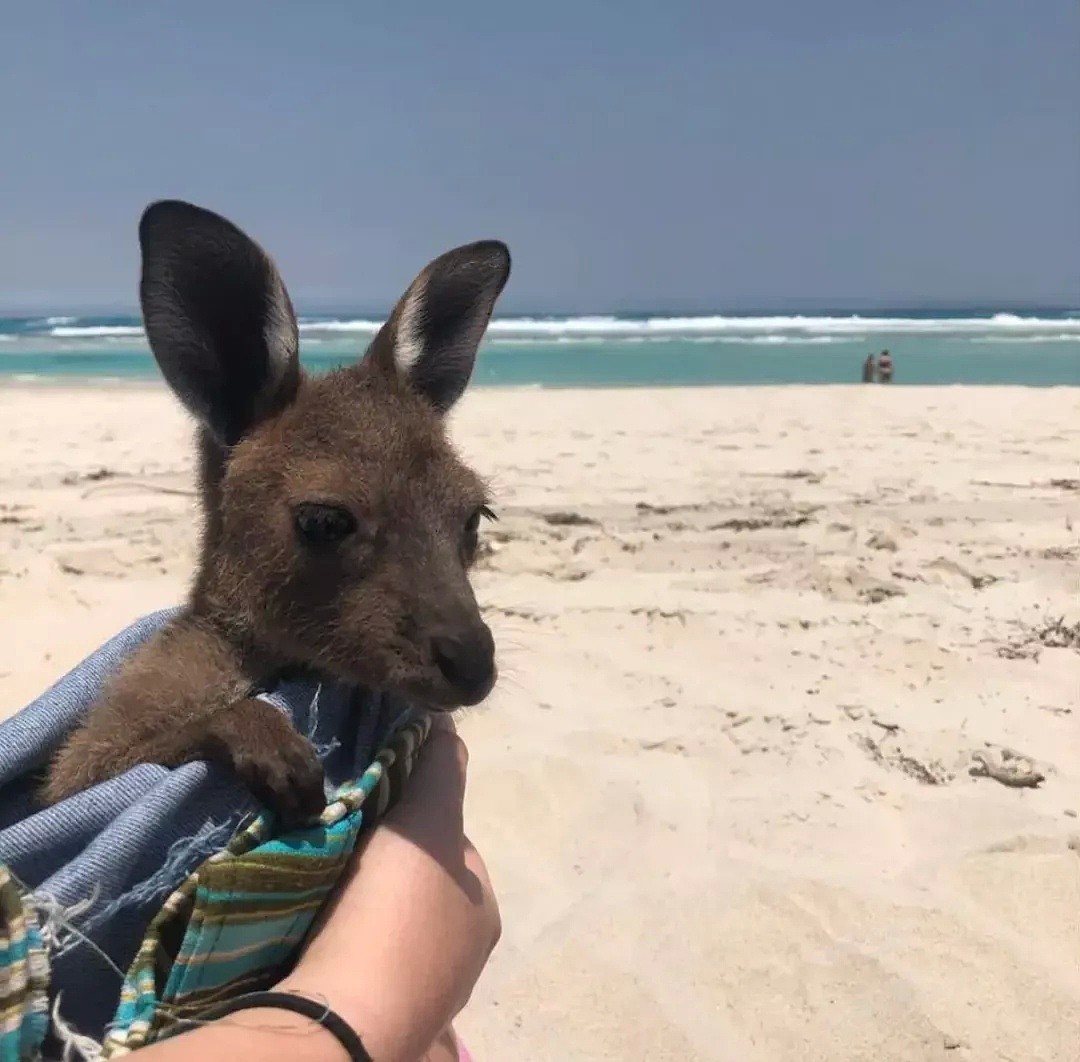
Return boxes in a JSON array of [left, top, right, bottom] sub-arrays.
[[278, 716, 500, 1061]]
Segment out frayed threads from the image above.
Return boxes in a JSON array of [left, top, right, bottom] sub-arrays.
[[306, 684, 342, 761], [76, 819, 234, 943], [52, 995, 104, 1062], [20, 880, 124, 984], [27, 887, 100, 955], [23, 887, 119, 1059]]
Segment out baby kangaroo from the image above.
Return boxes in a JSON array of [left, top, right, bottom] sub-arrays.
[[42, 200, 510, 823]]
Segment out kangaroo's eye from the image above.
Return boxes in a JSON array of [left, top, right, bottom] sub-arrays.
[[465, 505, 497, 536], [293, 504, 358, 547], [462, 505, 496, 558]]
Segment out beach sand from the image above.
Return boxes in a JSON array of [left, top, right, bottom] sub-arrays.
[[2, 382, 1078, 1060]]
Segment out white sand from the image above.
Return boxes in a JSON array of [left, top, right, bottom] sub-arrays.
[[2, 382, 1078, 1060]]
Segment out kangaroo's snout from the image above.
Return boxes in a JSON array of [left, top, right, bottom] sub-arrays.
[[430, 622, 496, 706]]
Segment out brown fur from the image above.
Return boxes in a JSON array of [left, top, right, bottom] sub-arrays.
[[42, 201, 510, 823]]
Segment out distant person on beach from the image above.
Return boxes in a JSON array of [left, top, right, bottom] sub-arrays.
[[877, 349, 894, 383], [861, 353, 875, 382]]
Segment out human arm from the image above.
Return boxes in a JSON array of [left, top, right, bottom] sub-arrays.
[[133, 721, 499, 1062]]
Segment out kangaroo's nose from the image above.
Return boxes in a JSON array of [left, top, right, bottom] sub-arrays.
[[431, 624, 497, 706]]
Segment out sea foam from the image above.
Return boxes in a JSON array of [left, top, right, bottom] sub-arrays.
[[296, 313, 1080, 340], [9, 312, 1080, 346]]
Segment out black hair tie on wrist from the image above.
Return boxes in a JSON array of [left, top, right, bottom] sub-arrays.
[[172, 990, 373, 1061]]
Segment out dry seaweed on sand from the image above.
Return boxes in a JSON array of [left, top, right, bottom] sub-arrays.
[[969, 752, 1045, 789], [997, 616, 1080, 660]]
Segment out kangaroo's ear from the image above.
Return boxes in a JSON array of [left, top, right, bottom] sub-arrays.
[[366, 240, 510, 413], [139, 200, 301, 446]]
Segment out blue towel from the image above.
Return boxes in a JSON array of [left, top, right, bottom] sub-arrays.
[[0, 608, 409, 1048]]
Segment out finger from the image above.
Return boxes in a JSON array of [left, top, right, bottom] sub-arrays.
[[398, 727, 468, 813], [428, 710, 458, 735], [371, 730, 469, 876]]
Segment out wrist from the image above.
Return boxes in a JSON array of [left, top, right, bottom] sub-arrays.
[[275, 973, 425, 1062], [132, 998, 359, 1062]]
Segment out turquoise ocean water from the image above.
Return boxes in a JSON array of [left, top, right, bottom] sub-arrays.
[[1, 309, 1078, 387]]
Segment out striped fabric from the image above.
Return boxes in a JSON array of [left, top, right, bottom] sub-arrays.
[[100, 709, 430, 1057], [0, 865, 49, 1062]]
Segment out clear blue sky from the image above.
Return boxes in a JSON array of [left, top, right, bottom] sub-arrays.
[[2, 1, 1077, 312]]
